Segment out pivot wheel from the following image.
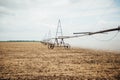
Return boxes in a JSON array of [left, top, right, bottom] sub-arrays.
[[64, 43, 70, 49], [48, 44, 54, 49]]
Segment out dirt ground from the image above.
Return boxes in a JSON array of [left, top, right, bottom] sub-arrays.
[[0, 42, 120, 80]]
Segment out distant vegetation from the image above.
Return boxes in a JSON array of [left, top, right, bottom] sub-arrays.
[[0, 40, 40, 42]]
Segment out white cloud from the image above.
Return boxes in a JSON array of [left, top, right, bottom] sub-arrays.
[[68, 0, 115, 9]]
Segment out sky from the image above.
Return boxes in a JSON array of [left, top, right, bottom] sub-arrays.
[[0, 0, 120, 51]]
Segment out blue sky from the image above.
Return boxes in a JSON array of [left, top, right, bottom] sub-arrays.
[[0, 0, 120, 51]]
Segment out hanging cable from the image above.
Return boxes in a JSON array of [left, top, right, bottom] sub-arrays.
[[91, 31, 119, 41]]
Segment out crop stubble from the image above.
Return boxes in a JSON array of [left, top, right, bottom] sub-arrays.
[[0, 42, 120, 80]]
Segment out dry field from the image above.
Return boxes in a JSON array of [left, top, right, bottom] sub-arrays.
[[0, 42, 120, 80]]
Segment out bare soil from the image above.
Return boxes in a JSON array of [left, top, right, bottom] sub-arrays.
[[0, 42, 120, 80]]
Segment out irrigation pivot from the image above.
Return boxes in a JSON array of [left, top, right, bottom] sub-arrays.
[[41, 20, 70, 49], [41, 20, 120, 49]]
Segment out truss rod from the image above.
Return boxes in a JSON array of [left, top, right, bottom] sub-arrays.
[[73, 26, 120, 35], [57, 26, 120, 39]]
